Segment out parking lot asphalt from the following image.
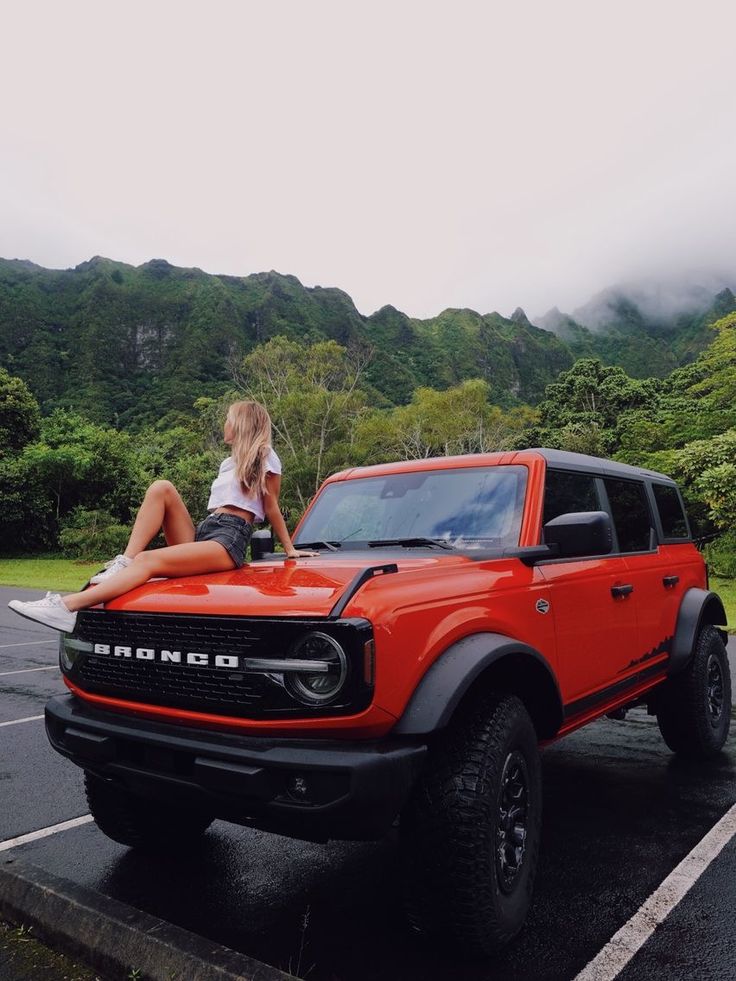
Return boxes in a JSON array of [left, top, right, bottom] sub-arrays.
[[1, 585, 735, 981]]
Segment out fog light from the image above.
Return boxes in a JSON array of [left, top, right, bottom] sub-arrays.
[[290, 775, 308, 797], [284, 632, 348, 706], [277, 773, 313, 805]]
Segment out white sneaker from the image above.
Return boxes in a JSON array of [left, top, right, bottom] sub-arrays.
[[89, 554, 132, 583], [8, 592, 77, 633]]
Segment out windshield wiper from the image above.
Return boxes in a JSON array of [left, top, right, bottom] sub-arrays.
[[294, 540, 342, 551], [368, 537, 453, 550]]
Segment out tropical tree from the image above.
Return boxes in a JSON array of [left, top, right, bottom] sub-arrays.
[[355, 380, 535, 461], [535, 358, 662, 432], [0, 367, 41, 455], [231, 336, 371, 514]]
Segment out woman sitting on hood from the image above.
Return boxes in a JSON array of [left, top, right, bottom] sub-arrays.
[[8, 400, 318, 633]]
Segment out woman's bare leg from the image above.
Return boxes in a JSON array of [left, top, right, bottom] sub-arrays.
[[63, 541, 235, 612], [124, 480, 196, 556]]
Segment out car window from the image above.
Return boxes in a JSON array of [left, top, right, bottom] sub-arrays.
[[296, 466, 528, 547], [603, 478, 653, 552], [652, 483, 689, 539], [543, 470, 600, 526]]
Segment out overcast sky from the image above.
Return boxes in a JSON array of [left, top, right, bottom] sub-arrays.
[[1, 1, 734, 320]]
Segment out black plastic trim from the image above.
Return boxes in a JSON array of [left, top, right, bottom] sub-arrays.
[[669, 588, 728, 676], [535, 547, 659, 565], [502, 544, 560, 566], [563, 660, 668, 720], [328, 564, 399, 619], [392, 632, 563, 737], [45, 695, 427, 842]]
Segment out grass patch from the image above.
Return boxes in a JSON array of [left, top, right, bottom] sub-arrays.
[[0, 558, 100, 592], [0, 920, 99, 980]]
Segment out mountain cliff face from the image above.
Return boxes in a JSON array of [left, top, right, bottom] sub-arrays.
[[0, 256, 733, 428], [0, 256, 573, 425]]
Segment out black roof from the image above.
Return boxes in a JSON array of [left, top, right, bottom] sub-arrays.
[[525, 448, 676, 484]]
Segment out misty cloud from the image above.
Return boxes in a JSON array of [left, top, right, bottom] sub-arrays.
[[0, 1, 735, 320], [564, 273, 736, 332]]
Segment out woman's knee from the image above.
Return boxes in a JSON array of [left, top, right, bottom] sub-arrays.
[[132, 551, 157, 571], [147, 479, 176, 500]]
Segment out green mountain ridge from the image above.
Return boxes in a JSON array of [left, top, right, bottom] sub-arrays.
[[538, 284, 736, 378], [1, 256, 734, 428]]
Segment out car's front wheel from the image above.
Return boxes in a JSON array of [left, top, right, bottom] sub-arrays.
[[656, 624, 732, 759], [400, 692, 542, 956], [84, 772, 214, 849]]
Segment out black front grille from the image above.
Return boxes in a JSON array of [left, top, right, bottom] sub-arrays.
[[67, 610, 371, 718]]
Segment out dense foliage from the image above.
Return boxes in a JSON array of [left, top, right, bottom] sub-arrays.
[[0, 257, 575, 426], [524, 312, 736, 569], [1, 256, 735, 569], [4, 258, 732, 431]]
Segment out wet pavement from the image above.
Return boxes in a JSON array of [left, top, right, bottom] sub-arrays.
[[1, 587, 735, 980]]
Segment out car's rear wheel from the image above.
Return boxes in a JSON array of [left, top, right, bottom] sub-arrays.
[[84, 772, 214, 849], [656, 624, 732, 759], [400, 692, 542, 956]]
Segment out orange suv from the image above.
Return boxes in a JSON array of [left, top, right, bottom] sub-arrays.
[[46, 448, 732, 954]]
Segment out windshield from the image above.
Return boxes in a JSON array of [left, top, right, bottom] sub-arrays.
[[295, 465, 528, 549]]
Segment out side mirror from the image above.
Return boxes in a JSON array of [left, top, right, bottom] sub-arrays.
[[250, 529, 274, 561], [543, 511, 612, 558]]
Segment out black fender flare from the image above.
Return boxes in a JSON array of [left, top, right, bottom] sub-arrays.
[[392, 632, 563, 738], [669, 588, 728, 676]]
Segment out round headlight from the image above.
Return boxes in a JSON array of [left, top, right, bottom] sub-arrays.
[[285, 632, 348, 706]]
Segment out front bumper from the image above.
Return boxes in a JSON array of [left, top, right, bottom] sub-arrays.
[[46, 695, 427, 841]]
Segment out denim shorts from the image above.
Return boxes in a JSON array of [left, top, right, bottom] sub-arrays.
[[194, 513, 254, 568]]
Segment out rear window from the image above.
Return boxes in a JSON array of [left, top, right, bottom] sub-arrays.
[[652, 483, 689, 539], [604, 478, 653, 552]]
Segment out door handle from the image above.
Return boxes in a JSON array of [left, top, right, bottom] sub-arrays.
[[662, 575, 679, 588], [611, 584, 634, 598]]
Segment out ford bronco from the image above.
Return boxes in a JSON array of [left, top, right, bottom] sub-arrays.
[[45, 448, 732, 954]]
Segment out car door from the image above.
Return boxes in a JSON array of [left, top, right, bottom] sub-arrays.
[[538, 468, 639, 704], [595, 476, 668, 681], [614, 480, 694, 674]]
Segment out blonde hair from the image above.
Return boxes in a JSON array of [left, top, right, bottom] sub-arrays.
[[227, 400, 274, 497]]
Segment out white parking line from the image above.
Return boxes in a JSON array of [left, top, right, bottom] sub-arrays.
[[0, 815, 93, 853], [575, 801, 736, 980], [0, 715, 44, 728], [0, 666, 57, 677], [0, 640, 57, 649]]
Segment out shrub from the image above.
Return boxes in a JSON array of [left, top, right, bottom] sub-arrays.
[[59, 507, 129, 560], [704, 530, 736, 579]]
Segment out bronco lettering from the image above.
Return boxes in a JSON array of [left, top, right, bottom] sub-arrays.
[[92, 643, 238, 669]]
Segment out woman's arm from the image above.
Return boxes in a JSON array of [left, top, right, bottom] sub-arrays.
[[263, 473, 318, 558]]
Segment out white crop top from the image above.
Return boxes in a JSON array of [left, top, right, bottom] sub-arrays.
[[206, 449, 282, 522]]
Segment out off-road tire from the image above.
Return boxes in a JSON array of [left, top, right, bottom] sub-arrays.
[[400, 692, 542, 956], [656, 624, 732, 759], [84, 772, 214, 849]]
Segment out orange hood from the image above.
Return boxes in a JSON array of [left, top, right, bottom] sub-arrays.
[[102, 554, 467, 619]]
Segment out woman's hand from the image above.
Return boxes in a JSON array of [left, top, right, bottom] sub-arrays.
[[263, 475, 320, 559]]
